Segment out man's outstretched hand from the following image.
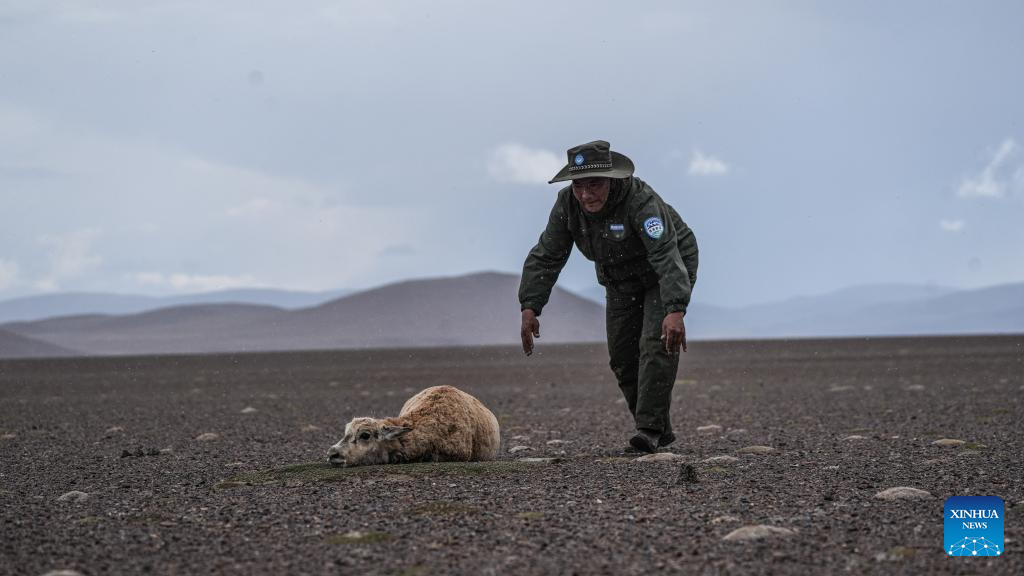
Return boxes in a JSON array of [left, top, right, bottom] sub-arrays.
[[521, 309, 540, 356], [661, 311, 687, 355]]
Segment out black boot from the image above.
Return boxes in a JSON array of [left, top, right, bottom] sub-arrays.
[[629, 429, 661, 454], [658, 430, 676, 447]]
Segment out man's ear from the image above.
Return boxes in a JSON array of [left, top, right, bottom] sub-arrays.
[[381, 426, 412, 440]]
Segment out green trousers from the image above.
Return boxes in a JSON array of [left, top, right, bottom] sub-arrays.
[[606, 281, 679, 434]]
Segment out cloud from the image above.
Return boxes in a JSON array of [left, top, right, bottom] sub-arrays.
[[128, 272, 261, 292], [958, 138, 1024, 198], [131, 272, 166, 286], [226, 197, 275, 217], [688, 150, 729, 176], [36, 228, 103, 290], [939, 219, 965, 232], [0, 102, 417, 293], [487, 143, 563, 184], [0, 259, 18, 290], [379, 244, 416, 257]]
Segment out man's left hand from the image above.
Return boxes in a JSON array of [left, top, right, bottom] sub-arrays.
[[661, 311, 686, 354]]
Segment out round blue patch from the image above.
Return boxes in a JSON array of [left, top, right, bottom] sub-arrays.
[[643, 217, 664, 239], [574, 153, 585, 166]]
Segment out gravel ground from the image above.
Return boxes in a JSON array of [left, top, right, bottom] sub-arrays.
[[1, 335, 1022, 575]]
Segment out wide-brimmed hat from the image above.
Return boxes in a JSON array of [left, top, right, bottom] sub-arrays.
[[548, 140, 635, 184]]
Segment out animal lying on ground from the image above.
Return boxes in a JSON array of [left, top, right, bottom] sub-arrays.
[[327, 385, 500, 467]]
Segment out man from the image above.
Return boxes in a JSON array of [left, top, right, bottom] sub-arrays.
[[518, 140, 698, 453]]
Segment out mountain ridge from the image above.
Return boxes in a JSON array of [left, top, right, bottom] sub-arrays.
[[1, 273, 1021, 359]]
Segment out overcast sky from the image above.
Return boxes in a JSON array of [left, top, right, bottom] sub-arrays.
[[1, 1, 1022, 306]]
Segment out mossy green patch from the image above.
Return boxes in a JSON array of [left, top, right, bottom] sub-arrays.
[[219, 459, 553, 489], [516, 511, 546, 520], [675, 379, 698, 386], [704, 466, 733, 475], [991, 408, 1010, 415], [849, 428, 872, 434], [77, 516, 105, 525], [406, 500, 479, 516], [326, 531, 391, 545]]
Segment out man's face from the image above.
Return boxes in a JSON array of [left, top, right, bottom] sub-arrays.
[[572, 177, 611, 213]]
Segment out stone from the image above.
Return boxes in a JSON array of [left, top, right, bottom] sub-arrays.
[[843, 435, 867, 441], [301, 424, 321, 432], [702, 455, 740, 464], [195, 432, 220, 442], [737, 445, 775, 455], [508, 445, 532, 454], [874, 487, 932, 501], [545, 439, 568, 446], [42, 571, 85, 576], [240, 406, 258, 414], [517, 457, 559, 463], [105, 426, 125, 433], [722, 525, 795, 541], [0, 433, 15, 440], [57, 491, 90, 503], [678, 464, 698, 483], [697, 424, 723, 434], [932, 439, 965, 447], [906, 384, 926, 391], [727, 428, 748, 436], [635, 452, 686, 462]]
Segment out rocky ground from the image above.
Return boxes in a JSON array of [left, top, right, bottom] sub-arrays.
[[1, 335, 1021, 575]]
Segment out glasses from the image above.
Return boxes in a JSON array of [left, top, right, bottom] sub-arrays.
[[571, 178, 608, 194]]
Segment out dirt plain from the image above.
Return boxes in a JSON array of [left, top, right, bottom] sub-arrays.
[[1, 335, 1022, 575]]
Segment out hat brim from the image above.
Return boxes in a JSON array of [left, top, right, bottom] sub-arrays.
[[548, 151, 635, 184]]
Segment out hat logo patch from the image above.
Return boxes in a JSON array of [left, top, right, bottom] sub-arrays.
[[574, 153, 585, 166], [644, 217, 664, 239]]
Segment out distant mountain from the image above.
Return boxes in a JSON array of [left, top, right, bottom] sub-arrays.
[[0, 329, 78, 359], [578, 283, 954, 308], [268, 271, 604, 349], [572, 281, 1021, 340], [684, 283, 1022, 339], [1, 274, 1020, 359], [4, 304, 291, 356], [0, 272, 603, 356], [0, 288, 351, 323]]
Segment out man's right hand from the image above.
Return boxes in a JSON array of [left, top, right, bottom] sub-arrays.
[[521, 309, 540, 356]]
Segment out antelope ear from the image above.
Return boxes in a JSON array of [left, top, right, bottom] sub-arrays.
[[381, 425, 411, 440]]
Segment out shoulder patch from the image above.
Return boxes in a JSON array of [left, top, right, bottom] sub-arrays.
[[643, 216, 664, 239]]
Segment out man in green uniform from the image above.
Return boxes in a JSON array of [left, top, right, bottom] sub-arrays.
[[518, 140, 698, 453]]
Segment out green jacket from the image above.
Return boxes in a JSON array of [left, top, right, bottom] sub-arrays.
[[519, 177, 698, 315]]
